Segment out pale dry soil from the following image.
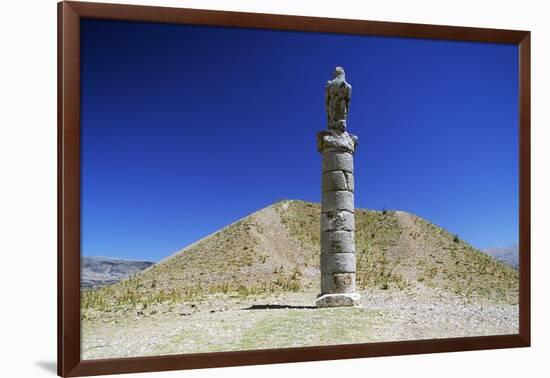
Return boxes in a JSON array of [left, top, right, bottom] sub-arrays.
[[81, 285, 518, 360]]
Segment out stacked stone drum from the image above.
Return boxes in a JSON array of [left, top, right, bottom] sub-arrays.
[[315, 66, 361, 307]]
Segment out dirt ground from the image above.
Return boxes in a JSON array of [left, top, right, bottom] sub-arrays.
[[81, 285, 518, 360]]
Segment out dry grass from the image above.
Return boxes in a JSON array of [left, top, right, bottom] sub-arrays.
[[81, 200, 519, 318], [407, 214, 518, 303]]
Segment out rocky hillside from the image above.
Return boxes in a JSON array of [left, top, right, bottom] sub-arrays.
[[82, 200, 518, 310], [81, 256, 154, 289]]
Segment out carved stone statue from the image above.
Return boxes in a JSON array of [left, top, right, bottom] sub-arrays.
[[316, 66, 360, 308], [325, 66, 352, 131]]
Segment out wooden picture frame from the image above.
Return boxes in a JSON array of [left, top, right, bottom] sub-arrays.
[[58, 1, 530, 376]]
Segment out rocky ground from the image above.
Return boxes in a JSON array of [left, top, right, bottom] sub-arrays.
[[81, 284, 518, 360]]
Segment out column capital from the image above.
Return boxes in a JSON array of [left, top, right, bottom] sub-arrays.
[[317, 130, 358, 154]]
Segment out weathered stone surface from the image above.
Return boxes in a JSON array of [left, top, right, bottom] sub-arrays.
[[321, 230, 355, 254], [322, 171, 354, 192], [344, 171, 354, 192], [320, 252, 356, 273], [317, 130, 358, 153], [321, 190, 354, 213], [315, 292, 361, 307], [333, 272, 356, 292], [322, 151, 353, 173], [320, 272, 356, 293], [325, 66, 352, 131], [317, 66, 360, 307], [320, 211, 354, 232]]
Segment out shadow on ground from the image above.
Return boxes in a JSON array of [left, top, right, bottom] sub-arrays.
[[241, 304, 317, 310]]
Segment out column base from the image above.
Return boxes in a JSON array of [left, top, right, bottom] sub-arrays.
[[315, 292, 361, 308]]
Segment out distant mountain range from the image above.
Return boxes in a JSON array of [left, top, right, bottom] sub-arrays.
[[482, 244, 519, 269], [81, 256, 154, 289]]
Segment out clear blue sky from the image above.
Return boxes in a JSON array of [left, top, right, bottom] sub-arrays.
[[81, 19, 519, 262]]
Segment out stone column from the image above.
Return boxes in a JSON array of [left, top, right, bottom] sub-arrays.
[[315, 67, 361, 307]]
